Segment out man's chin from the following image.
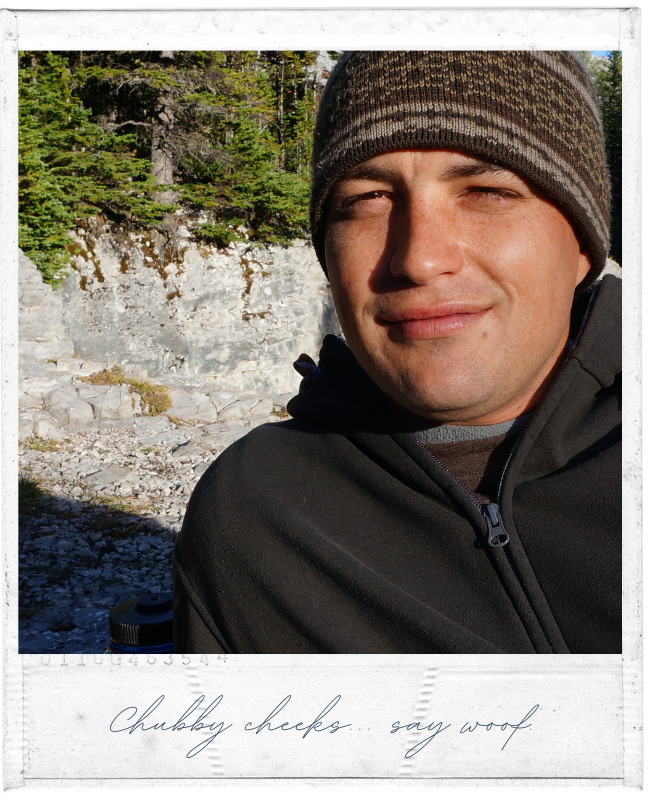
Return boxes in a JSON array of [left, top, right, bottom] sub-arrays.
[[379, 384, 495, 425]]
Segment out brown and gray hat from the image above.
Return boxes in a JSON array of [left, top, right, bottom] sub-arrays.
[[310, 51, 610, 288]]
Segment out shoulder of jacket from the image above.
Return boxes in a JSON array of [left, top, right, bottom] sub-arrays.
[[571, 275, 621, 387], [199, 419, 337, 479]]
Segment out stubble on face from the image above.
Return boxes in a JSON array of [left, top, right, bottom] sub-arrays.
[[323, 149, 591, 425]]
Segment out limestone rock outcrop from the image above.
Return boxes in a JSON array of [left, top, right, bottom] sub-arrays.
[[20, 249, 75, 360], [60, 224, 340, 395]]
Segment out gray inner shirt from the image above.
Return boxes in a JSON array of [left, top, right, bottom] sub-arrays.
[[409, 414, 531, 445]]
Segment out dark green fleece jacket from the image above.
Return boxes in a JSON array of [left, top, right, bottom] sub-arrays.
[[173, 275, 621, 654]]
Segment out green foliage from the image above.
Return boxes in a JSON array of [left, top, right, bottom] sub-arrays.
[[19, 52, 164, 284], [19, 50, 325, 283], [128, 378, 172, 416], [19, 53, 81, 284], [189, 113, 310, 246], [579, 51, 622, 265], [597, 52, 622, 265], [69, 50, 318, 244], [174, 51, 315, 245], [79, 364, 127, 385]]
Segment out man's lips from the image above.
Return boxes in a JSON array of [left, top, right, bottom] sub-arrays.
[[378, 303, 490, 339]]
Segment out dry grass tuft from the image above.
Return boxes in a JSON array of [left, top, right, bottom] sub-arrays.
[[80, 365, 172, 416]]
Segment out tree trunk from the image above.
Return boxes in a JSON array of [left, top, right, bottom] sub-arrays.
[[151, 58, 178, 204], [277, 56, 285, 169]]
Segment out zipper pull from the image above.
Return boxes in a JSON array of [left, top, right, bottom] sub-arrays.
[[483, 503, 510, 548]]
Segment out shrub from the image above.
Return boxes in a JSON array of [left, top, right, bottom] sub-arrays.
[[80, 365, 127, 385], [80, 365, 172, 416], [128, 379, 172, 416]]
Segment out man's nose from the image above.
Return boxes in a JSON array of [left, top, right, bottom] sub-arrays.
[[389, 200, 464, 284]]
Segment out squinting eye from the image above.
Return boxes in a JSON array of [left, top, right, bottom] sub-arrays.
[[338, 191, 391, 212], [468, 187, 517, 200], [353, 190, 389, 203]]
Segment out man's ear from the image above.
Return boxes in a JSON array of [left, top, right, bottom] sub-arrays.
[[575, 249, 592, 287]]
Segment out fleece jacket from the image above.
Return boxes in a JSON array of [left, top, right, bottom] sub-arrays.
[[173, 275, 621, 654]]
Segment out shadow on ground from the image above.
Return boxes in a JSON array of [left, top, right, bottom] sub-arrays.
[[18, 475, 175, 654]]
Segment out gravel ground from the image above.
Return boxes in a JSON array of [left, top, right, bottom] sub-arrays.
[[18, 412, 280, 653]]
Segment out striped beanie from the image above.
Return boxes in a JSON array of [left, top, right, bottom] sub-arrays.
[[310, 51, 610, 288]]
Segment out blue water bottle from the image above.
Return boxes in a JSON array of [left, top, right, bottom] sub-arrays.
[[107, 592, 174, 653]]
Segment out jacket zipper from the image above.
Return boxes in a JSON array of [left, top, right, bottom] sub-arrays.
[[409, 433, 511, 547]]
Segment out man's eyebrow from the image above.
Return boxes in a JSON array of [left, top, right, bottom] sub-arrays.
[[339, 164, 398, 183], [338, 160, 512, 185], [439, 162, 510, 181]]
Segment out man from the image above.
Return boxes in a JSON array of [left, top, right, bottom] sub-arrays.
[[173, 51, 621, 654]]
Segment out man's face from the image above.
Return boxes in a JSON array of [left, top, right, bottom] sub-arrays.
[[323, 149, 592, 425]]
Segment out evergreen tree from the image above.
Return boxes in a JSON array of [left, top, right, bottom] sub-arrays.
[[67, 51, 318, 245], [19, 52, 165, 284], [68, 51, 231, 203], [19, 53, 78, 284], [18, 50, 331, 283], [261, 51, 319, 174], [598, 52, 622, 265], [578, 51, 622, 265]]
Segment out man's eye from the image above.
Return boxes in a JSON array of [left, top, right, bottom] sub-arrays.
[[340, 191, 390, 210], [466, 186, 519, 201]]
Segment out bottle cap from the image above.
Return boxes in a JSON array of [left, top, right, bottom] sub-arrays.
[[109, 592, 173, 649]]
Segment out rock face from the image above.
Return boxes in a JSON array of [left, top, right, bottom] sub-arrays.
[[60, 225, 340, 394], [19, 249, 75, 360]]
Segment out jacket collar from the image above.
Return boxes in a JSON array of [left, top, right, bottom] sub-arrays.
[[569, 274, 621, 388]]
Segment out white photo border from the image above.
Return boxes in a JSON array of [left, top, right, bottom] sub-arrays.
[[1, 6, 641, 791]]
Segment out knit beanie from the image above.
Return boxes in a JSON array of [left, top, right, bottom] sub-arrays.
[[310, 51, 610, 288]]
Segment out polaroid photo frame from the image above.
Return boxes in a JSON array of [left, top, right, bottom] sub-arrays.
[[1, 5, 641, 791]]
